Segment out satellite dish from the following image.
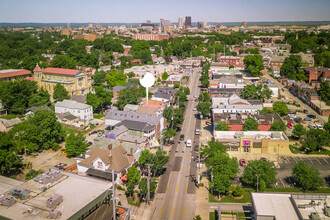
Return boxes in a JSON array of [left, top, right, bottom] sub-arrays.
[[139, 72, 155, 107]]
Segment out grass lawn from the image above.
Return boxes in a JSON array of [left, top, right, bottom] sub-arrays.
[[209, 185, 254, 203], [289, 145, 330, 156], [289, 144, 301, 154], [209, 211, 251, 220], [265, 187, 330, 194], [93, 112, 104, 119]]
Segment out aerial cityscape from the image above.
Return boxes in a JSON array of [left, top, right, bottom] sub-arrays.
[[0, 0, 329, 220]]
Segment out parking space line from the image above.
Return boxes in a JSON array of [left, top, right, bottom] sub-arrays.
[[315, 157, 322, 164], [323, 158, 329, 165], [299, 156, 303, 161], [279, 178, 286, 187], [308, 157, 314, 164], [292, 156, 298, 163], [284, 156, 290, 163], [160, 208, 163, 216]]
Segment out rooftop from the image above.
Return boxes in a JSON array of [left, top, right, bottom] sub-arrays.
[[0, 118, 21, 128], [214, 131, 288, 141], [106, 110, 162, 126], [43, 67, 80, 76], [0, 69, 31, 79], [0, 172, 111, 220], [55, 99, 92, 110]]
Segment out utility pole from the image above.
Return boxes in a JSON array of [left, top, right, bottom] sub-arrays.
[[112, 169, 116, 220], [146, 164, 152, 206], [255, 174, 259, 192], [210, 166, 214, 195]]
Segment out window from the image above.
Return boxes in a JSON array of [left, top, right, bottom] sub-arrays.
[[97, 162, 103, 168]]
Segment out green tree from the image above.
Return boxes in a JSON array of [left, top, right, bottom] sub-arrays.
[[105, 70, 127, 87], [198, 92, 211, 102], [318, 81, 330, 105], [193, 215, 202, 220], [232, 185, 244, 197], [152, 148, 169, 176], [127, 72, 135, 78], [138, 178, 158, 197], [197, 102, 211, 117], [92, 70, 107, 86], [259, 179, 266, 192], [51, 54, 77, 69], [273, 102, 289, 116], [65, 133, 89, 157], [163, 129, 177, 141], [86, 93, 101, 111], [241, 84, 272, 100], [303, 129, 330, 152], [270, 120, 286, 131], [174, 83, 180, 88], [213, 173, 232, 195], [324, 116, 330, 134], [242, 160, 277, 188], [116, 86, 141, 110], [280, 55, 305, 80], [94, 86, 113, 110], [29, 88, 51, 107], [243, 118, 259, 131], [53, 83, 70, 101], [138, 150, 154, 169], [0, 132, 22, 175], [162, 71, 169, 81], [292, 124, 306, 138], [292, 161, 323, 191], [127, 165, 141, 185], [201, 141, 227, 159], [243, 54, 264, 77], [215, 121, 230, 131], [259, 108, 275, 113]]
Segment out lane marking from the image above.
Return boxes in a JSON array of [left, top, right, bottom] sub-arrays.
[[171, 208, 174, 216], [315, 157, 321, 164], [183, 208, 186, 216], [308, 157, 314, 164], [180, 167, 182, 172], [176, 184, 178, 192], [188, 167, 190, 174], [186, 185, 188, 192], [280, 178, 286, 187], [166, 185, 168, 192], [159, 208, 163, 216], [323, 158, 329, 165]]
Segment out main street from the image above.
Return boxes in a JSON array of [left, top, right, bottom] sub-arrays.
[[149, 67, 201, 220]]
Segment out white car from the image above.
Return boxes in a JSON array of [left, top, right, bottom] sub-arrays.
[[193, 107, 197, 111], [186, 139, 192, 147]]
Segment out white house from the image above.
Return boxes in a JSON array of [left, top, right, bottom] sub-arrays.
[[55, 99, 93, 125], [268, 84, 279, 98]]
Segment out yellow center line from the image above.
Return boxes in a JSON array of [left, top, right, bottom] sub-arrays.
[[180, 167, 182, 172], [176, 184, 178, 192], [171, 207, 174, 216], [186, 185, 188, 192], [159, 208, 163, 216], [188, 167, 190, 174], [183, 208, 186, 216], [166, 185, 168, 192]]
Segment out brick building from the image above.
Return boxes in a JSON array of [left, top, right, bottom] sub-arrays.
[[304, 67, 330, 85], [133, 34, 170, 41], [217, 56, 243, 67]]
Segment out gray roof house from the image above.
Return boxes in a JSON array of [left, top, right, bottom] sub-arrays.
[[152, 88, 177, 102], [0, 118, 21, 132], [105, 110, 165, 140], [55, 100, 93, 124]]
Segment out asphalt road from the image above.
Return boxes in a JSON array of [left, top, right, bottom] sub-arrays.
[[149, 67, 201, 220]]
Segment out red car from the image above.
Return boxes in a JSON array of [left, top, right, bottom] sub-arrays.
[[287, 122, 293, 129], [239, 159, 247, 166]]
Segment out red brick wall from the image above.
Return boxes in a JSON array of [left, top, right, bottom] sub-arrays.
[[228, 124, 243, 131], [258, 124, 271, 131]]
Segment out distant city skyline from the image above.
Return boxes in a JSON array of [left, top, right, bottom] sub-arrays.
[[0, 0, 329, 23]]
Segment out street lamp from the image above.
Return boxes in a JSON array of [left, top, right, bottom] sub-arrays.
[[255, 174, 260, 192]]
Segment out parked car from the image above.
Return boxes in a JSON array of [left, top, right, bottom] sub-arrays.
[[307, 114, 316, 119], [97, 132, 103, 137], [260, 157, 267, 161], [91, 131, 97, 135], [315, 123, 323, 129], [294, 117, 302, 123], [195, 129, 200, 135], [301, 120, 307, 124], [287, 122, 293, 129], [303, 109, 308, 113], [304, 117, 312, 121], [186, 139, 192, 147], [179, 134, 184, 141], [239, 159, 247, 166], [193, 107, 197, 111]]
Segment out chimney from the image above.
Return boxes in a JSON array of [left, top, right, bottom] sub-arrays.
[[108, 144, 112, 151], [135, 140, 138, 145], [130, 147, 133, 156], [120, 139, 123, 144]]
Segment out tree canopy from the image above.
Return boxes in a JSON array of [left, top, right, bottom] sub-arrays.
[[273, 102, 289, 116], [292, 161, 323, 191], [243, 118, 259, 131], [116, 86, 141, 110], [280, 55, 307, 81], [318, 81, 330, 105], [215, 121, 230, 131], [241, 84, 272, 101], [243, 54, 264, 77], [161, 71, 169, 81], [53, 83, 70, 101], [65, 133, 89, 157], [270, 120, 286, 131], [292, 124, 306, 139], [242, 160, 277, 188], [303, 129, 330, 152], [105, 70, 127, 87]]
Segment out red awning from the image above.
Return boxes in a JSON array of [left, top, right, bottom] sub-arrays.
[[121, 175, 127, 181]]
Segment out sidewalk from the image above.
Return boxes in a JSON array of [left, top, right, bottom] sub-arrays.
[[195, 164, 210, 220]]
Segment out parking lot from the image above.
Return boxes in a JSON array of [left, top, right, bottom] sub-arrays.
[[276, 156, 330, 187]]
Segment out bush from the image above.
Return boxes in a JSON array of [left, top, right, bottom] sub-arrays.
[[232, 185, 244, 197], [25, 169, 44, 180], [117, 185, 125, 191], [118, 201, 122, 206]]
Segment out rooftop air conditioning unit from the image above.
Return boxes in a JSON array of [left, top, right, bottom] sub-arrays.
[[0, 195, 16, 207], [49, 210, 62, 219], [46, 194, 63, 209]]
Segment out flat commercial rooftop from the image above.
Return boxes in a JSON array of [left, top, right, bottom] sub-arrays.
[[0, 171, 111, 220], [0, 176, 23, 194], [252, 193, 299, 220], [214, 131, 288, 141]]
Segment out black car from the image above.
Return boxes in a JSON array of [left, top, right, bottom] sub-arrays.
[[303, 109, 308, 113], [87, 142, 93, 146], [294, 117, 302, 123], [179, 134, 184, 141], [91, 131, 97, 135], [307, 114, 316, 119]]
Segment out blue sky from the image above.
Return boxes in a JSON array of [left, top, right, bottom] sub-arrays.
[[0, 0, 329, 23]]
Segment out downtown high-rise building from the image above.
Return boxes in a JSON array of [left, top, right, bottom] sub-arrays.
[[185, 16, 191, 27], [178, 16, 183, 28]]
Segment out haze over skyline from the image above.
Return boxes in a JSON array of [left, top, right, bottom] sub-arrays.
[[1, 0, 330, 23]]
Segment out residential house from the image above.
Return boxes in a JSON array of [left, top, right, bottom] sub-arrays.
[[123, 104, 139, 112], [76, 144, 134, 178], [93, 137, 146, 155], [213, 112, 283, 131], [151, 88, 177, 103], [0, 118, 21, 132], [0, 69, 31, 81], [25, 105, 51, 118], [216, 56, 244, 67], [105, 110, 166, 140], [304, 67, 330, 86], [55, 100, 93, 126], [112, 60, 121, 66], [153, 57, 165, 64], [33, 66, 92, 96], [110, 83, 139, 102], [56, 112, 80, 126], [70, 95, 87, 103]]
